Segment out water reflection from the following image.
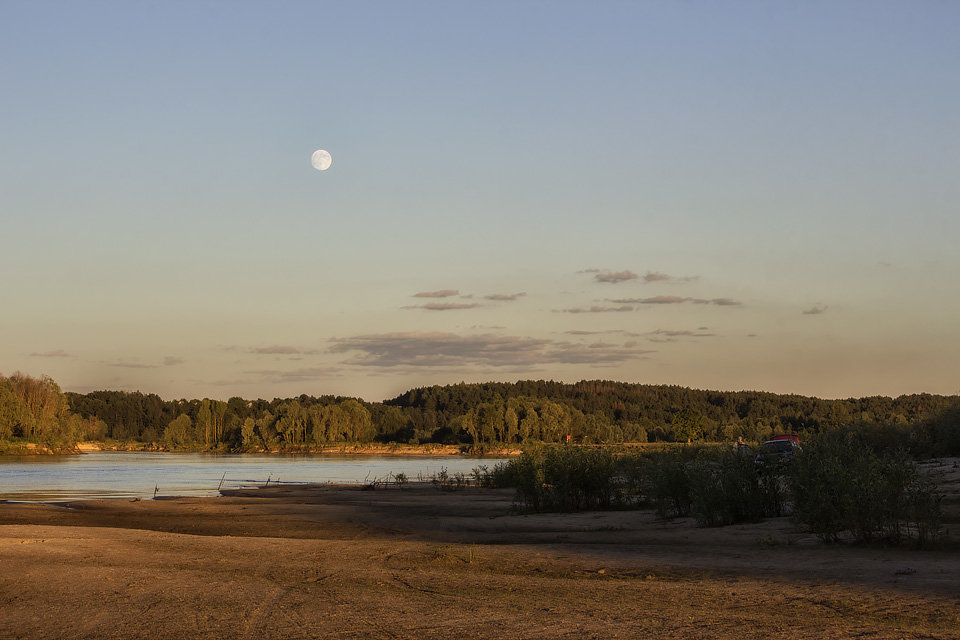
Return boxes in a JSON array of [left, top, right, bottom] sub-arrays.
[[0, 452, 503, 502]]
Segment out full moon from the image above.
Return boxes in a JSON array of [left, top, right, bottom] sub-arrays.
[[311, 149, 332, 171]]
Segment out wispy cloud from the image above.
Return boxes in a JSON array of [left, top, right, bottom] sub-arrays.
[[483, 292, 526, 301], [403, 302, 481, 311], [641, 271, 699, 284], [802, 304, 828, 315], [413, 289, 459, 298], [587, 269, 697, 284], [107, 361, 159, 369], [594, 270, 638, 284], [250, 345, 321, 355], [29, 349, 72, 358], [563, 329, 625, 335], [649, 329, 716, 337], [561, 305, 634, 313], [208, 378, 252, 387], [645, 328, 717, 343], [608, 296, 742, 306], [609, 296, 686, 305], [105, 356, 186, 368], [330, 332, 654, 369], [252, 346, 300, 354], [243, 367, 341, 382]]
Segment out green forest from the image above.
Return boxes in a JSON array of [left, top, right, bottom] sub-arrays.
[[1, 373, 958, 455]]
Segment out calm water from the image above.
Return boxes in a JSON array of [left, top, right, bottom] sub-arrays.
[[0, 452, 504, 502]]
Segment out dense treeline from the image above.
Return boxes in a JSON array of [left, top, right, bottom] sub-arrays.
[[66, 390, 380, 450], [0, 373, 106, 450], [3, 373, 959, 454], [385, 381, 959, 448]]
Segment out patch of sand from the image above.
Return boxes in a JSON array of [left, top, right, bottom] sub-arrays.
[[1, 480, 959, 639]]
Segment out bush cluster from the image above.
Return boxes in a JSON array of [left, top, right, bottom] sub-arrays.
[[509, 446, 621, 512], [643, 454, 693, 518], [817, 409, 960, 459], [472, 461, 520, 489], [788, 434, 943, 544], [488, 445, 731, 515], [486, 440, 943, 545], [688, 453, 787, 527]]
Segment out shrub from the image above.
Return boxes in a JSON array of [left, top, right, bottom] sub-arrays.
[[788, 434, 942, 544], [905, 472, 943, 546], [501, 446, 622, 512], [472, 460, 520, 488], [431, 467, 452, 491], [915, 405, 960, 457], [643, 454, 692, 518], [688, 452, 786, 527]]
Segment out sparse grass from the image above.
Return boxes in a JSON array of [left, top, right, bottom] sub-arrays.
[[7, 476, 960, 639], [429, 544, 481, 565], [428, 467, 470, 491]]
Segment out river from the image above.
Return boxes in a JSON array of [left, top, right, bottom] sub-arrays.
[[0, 452, 505, 502]]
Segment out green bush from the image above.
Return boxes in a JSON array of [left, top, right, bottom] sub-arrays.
[[472, 460, 522, 488], [788, 434, 942, 544], [472, 436, 944, 546], [643, 454, 693, 518], [493, 445, 773, 520], [688, 452, 786, 527], [914, 405, 960, 457], [493, 446, 622, 512]]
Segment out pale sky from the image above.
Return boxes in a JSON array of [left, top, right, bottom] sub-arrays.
[[2, 1, 959, 401]]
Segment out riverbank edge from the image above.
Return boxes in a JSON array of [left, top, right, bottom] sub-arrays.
[[0, 440, 522, 458]]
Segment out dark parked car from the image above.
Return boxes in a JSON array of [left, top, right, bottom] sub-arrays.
[[755, 435, 801, 465]]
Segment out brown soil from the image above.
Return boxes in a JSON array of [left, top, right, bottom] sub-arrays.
[[1, 468, 959, 639]]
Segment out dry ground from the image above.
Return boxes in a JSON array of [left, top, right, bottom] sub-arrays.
[[1, 461, 959, 639]]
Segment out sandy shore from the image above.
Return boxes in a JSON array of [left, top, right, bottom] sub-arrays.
[[68, 441, 522, 457], [1, 479, 959, 640]]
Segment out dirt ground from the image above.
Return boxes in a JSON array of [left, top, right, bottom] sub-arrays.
[[1, 463, 959, 639]]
